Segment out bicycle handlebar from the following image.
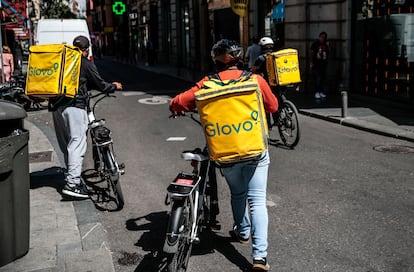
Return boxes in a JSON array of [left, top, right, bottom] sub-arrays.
[[89, 91, 116, 114]]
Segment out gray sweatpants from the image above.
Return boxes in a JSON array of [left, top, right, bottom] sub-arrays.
[[53, 106, 89, 186]]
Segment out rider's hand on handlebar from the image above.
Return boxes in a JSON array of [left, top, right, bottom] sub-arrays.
[[169, 106, 185, 118], [112, 82, 122, 90]]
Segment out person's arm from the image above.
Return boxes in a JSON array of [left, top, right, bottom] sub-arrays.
[[86, 61, 122, 92], [170, 76, 208, 112], [245, 46, 250, 62], [257, 75, 278, 113]]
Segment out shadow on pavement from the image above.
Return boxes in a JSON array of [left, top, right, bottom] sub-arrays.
[[192, 230, 252, 272], [123, 212, 169, 272], [31, 167, 91, 202], [82, 168, 120, 212], [125, 212, 253, 272], [30, 166, 65, 191]]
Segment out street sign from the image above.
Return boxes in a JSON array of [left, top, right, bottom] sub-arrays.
[[112, 1, 126, 15]]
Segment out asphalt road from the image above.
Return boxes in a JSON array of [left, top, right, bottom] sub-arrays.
[[37, 58, 414, 272]]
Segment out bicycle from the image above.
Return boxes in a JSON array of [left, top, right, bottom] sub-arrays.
[[267, 84, 300, 148], [86, 91, 125, 211], [163, 113, 219, 272]]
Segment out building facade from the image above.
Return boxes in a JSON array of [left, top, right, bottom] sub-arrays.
[[86, 0, 413, 102]]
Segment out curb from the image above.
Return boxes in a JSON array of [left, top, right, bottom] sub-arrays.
[[299, 109, 414, 143]]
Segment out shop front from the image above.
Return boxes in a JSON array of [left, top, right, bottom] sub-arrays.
[[352, 1, 413, 102]]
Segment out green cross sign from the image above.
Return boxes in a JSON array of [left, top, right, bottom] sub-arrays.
[[112, 1, 126, 15]]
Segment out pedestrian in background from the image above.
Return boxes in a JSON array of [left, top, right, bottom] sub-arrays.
[[1, 45, 14, 82], [251, 37, 275, 81], [245, 36, 261, 69], [50, 35, 122, 199], [310, 31, 330, 99]]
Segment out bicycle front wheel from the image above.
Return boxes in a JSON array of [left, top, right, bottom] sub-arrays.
[[103, 147, 124, 210], [278, 100, 300, 148]]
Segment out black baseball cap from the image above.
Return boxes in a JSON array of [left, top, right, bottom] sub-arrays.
[[73, 35, 90, 50]]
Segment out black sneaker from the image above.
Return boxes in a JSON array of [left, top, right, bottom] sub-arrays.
[[229, 227, 249, 244], [62, 183, 89, 198], [252, 257, 270, 271]]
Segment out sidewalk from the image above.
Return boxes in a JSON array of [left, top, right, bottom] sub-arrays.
[[0, 116, 115, 272], [122, 58, 414, 143]]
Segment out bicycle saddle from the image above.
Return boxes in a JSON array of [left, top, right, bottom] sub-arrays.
[[181, 150, 209, 162]]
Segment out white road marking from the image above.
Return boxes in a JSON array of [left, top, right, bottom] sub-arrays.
[[138, 96, 170, 105], [166, 137, 187, 141], [122, 91, 146, 96]]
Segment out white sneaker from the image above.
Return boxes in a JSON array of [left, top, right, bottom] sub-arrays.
[[314, 92, 321, 99], [319, 92, 327, 98]]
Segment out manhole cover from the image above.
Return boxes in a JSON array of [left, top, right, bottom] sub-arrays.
[[29, 151, 52, 163], [373, 145, 414, 154]]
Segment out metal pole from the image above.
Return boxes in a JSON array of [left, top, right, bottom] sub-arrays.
[[341, 90, 348, 118]]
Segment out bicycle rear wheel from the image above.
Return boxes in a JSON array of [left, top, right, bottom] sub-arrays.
[[165, 201, 193, 272], [278, 100, 300, 148], [103, 147, 124, 210]]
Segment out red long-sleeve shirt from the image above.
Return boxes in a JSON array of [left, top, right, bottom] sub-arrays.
[[170, 69, 278, 113]]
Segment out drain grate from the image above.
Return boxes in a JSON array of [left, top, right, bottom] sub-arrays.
[[29, 151, 52, 163], [373, 145, 414, 154]]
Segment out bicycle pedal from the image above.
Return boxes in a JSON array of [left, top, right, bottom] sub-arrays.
[[119, 169, 125, 175], [208, 224, 221, 232]]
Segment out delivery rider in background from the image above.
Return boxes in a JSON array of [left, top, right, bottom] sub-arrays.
[[170, 39, 278, 271], [50, 35, 122, 199]]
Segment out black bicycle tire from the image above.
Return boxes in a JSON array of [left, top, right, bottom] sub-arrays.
[[103, 147, 124, 210], [165, 201, 193, 272], [278, 100, 300, 148]]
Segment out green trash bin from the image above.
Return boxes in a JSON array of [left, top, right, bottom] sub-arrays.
[[0, 100, 30, 267]]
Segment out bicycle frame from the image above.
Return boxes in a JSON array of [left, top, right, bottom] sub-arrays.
[[164, 149, 211, 251], [87, 92, 125, 210]]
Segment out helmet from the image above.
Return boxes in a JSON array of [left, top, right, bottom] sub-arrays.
[[259, 37, 274, 51], [211, 39, 243, 64], [259, 37, 274, 47]]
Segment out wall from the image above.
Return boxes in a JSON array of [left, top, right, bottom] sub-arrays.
[[285, 0, 352, 92]]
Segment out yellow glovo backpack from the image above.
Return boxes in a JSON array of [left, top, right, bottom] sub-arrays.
[[265, 48, 301, 86], [25, 44, 82, 99], [195, 71, 268, 164]]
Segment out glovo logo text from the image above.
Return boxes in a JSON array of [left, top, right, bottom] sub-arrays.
[[277, 66, 298, 74], [205, 110, 259, 137], [29, 63, 59, 77], [67, 53, 79, 82]]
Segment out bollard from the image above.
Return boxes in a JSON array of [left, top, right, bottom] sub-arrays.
[[341, 91, 348, 118]]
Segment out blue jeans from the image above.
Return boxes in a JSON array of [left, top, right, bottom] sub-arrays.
[[221, 151, 270, 258]]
